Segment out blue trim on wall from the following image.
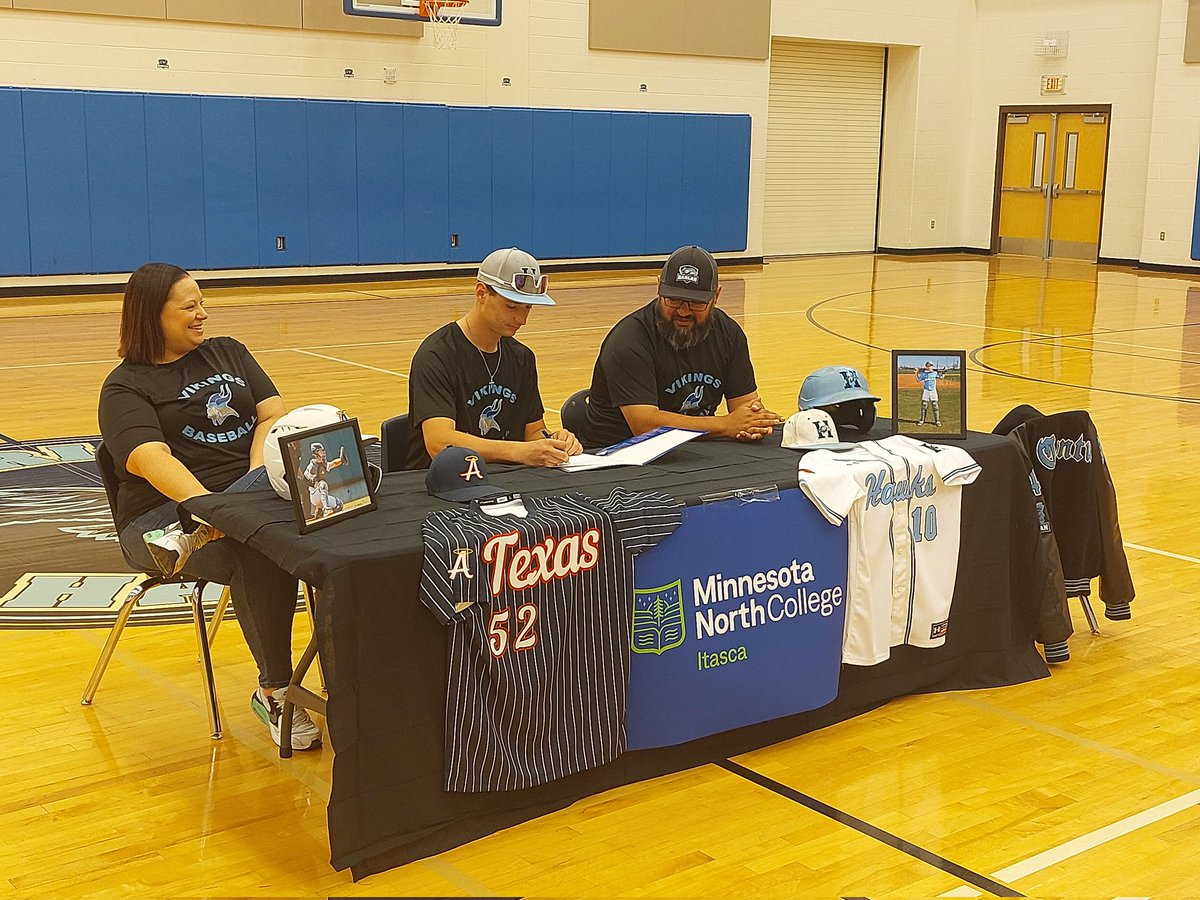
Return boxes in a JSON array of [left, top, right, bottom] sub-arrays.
[[0, 87, 752, 277]]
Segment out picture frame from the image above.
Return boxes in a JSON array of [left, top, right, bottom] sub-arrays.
[[891, 350, 967, 439], [278, 417, 378, 533]]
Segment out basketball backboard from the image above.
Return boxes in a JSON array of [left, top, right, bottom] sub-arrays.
[[344, 0, 501, 27]]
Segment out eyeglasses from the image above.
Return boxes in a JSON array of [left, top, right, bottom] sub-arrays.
[[660, 296, 712, 312], [484, 271, 549, 295]]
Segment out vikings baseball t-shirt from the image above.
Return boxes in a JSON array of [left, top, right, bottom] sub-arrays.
[[796, 435, 981, 666], [406, 323, 545, 469], [582, 299, 757, 449], [420, 487, 683, 792], [98, 337, 278, 531]]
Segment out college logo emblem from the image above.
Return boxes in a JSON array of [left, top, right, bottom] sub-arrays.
[[840, 370, 862, 390], [631, 580, 685, 655], [205, 384, 239, 427], [814, 419, 834, 440]]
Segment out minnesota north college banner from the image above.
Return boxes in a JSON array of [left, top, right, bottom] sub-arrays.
[[627, 489, 848, 750]]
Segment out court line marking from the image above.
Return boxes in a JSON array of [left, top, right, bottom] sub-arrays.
[[290, 348, 409, 378], [418, 857, 499, 897], [937, 787, 1200, 898], [718, 759, 1022, 897], [1124, 542, 1200, 565]]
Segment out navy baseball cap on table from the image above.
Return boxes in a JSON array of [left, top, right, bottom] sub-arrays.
[[659, 245, 719, 303], [427, 446, 507, 502], [477, 247, 556, 306]]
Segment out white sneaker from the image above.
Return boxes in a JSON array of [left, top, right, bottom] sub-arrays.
[[251, 687, 322, 751], [144, 523, 214, 576]]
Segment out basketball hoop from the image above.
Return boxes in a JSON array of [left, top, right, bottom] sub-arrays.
[[420, 0, 469, 50]]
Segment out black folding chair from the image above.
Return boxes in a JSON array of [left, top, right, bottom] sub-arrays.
[[82, 442, 231, 740], [560, 389, 590, 436], [380, 414, 410, 473]]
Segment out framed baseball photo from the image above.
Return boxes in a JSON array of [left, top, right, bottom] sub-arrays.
[[891, 350, 967, 439], [278, 417, 378, 533]]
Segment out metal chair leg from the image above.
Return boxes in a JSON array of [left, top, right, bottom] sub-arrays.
[[205, 586, 232, 649], [187, 581, 223, 740], [1080, 595, 1101, 635], [82, 576, 155, 705], [302, 583, 325, 693]]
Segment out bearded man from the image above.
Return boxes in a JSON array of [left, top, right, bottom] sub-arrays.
[[579, 245, 782, 448]]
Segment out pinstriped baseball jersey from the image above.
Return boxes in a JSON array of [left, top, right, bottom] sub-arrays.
[[796, 435, 981, 666], [420, 487, 683, 792]]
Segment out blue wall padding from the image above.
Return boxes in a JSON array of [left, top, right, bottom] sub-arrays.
[[23, 90, 93, 275], [86, 92, 152, 273], [356, 101, 405, 265], [145, 94, 207, 270], [645, 113, 688, 255], [0, 86, 753, 276], [717, 115, 752, 257], [0, 89, 31, 276], [608, 113, 650, 258], [448, 106, 493, 264], [682, 115, 723, 252], [572, 111, 612, 258], [1193, 151, 1200, 261], [402, 104, 449, 263], [202, 96, 259, 270], [531, 109, 574, 261], [490, 107, 534, 253], [256, 99, 310, 266], [307, 101, 359, 266]]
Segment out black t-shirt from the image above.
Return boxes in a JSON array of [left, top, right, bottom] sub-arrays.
[[405, 322, 545, 469], [97, 336, 278, 531], [581, 299, 757, 448]]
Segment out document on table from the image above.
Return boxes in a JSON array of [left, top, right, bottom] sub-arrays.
[[560, 426, 704, 471]]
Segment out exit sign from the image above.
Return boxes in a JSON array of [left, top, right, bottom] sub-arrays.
[[1040, 74, 1067, 95]]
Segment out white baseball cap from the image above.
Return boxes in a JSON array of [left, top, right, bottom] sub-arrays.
[[477, 247, 556, 306], [781, 409, 857, 451]]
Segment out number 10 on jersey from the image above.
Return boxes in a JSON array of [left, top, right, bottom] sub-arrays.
[[911, 504, 939, 542]]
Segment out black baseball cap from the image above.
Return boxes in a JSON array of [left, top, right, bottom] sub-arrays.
[[426, 446, 506, 502], [659, 245, 719, 303]]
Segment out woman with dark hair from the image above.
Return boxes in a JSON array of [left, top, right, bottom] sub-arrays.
[[98, 262, 320, 751]]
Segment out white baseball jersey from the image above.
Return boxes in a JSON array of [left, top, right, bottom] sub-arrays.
[[420, 487, 682, 792], [796, 434, 981, 666]]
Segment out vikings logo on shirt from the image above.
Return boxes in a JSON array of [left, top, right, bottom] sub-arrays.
[[205, 384, 239, 426], [679, 385, 705, 413], [478, 399, 503, 435]]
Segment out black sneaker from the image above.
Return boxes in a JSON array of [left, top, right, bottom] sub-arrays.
[[251, 687, 322, 751]]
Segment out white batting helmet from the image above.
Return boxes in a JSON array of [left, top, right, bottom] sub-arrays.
[[263, 404, 348, 500]]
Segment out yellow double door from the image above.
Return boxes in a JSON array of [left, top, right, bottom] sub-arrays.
[[997, 110, 1110, 259]]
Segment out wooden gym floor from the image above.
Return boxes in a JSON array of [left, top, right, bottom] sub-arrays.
[[1, 253, 1198, 897]]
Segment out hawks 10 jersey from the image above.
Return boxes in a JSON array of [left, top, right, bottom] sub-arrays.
[[420, 487, 683, 792], [796, 434, 981, 666]]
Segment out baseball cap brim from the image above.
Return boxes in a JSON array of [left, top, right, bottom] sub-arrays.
[[489, 284, 556, 306], [659, 282, 716, 303], [782, 439, 858, 451], [432, 482, 507, 502]]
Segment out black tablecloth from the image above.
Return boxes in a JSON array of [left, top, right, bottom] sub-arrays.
[[187, 429, 1051, 879]]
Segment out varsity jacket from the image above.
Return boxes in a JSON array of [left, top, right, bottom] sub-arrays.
[[994, 406, 1135, 613]]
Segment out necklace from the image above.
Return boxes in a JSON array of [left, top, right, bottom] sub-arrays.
[[462, 317, 503, 384]]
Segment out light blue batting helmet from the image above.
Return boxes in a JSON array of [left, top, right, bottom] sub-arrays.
[[797, 365, 880, 411]]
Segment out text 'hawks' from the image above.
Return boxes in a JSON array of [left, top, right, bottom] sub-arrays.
[[480, 529, 602, 596]]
